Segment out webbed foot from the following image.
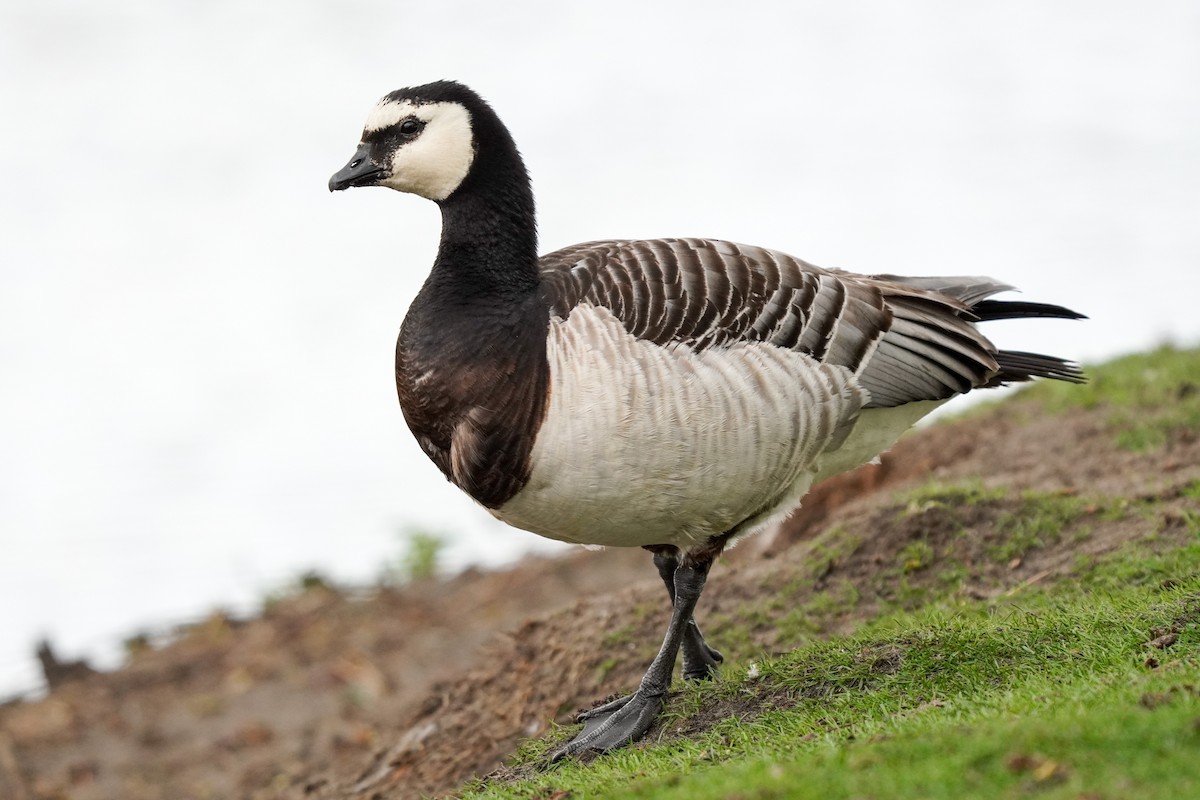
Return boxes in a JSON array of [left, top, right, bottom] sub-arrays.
[[550, 688, 666, 761]]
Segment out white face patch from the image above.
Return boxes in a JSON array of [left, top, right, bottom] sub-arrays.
[[362, 98, 475, 201]]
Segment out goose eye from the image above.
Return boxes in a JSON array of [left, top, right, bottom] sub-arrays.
[[399, 118, 423, 136]]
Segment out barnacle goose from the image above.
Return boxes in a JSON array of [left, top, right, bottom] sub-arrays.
[[329, 80, 1085, 759]]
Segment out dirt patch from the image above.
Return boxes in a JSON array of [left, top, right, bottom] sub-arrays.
[[2, 397, 1198, 800]]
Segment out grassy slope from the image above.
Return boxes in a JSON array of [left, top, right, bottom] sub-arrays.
[[464, 347, 1200, 800]]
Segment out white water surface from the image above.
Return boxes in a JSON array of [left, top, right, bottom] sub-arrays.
[[2, 0, 1198, 696]]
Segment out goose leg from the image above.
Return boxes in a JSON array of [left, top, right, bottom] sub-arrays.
[[573, 548, 724, 728], [648, 546, 724, 680], [551, 556, 713, 761]]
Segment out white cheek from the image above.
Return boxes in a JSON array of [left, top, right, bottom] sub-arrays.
[[383, 104, 475, 201]]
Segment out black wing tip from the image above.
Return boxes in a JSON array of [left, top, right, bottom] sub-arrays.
[[993, 350, 1088, 385], [970, 299, 1088, 322]]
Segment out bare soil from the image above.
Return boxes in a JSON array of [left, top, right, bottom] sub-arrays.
[[3, 394, 1198, 800]]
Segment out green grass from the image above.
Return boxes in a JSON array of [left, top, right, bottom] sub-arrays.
[[468, 572, 1200, 800], [679, 696, 1200, 800], [898, 482, 1100, 563], [989, 490, 1092, 562], [1021, 344, 1200, 451], [901, 481, 1007, 510], [459, 346, 1200, 800], [383, 527, 448, 583]]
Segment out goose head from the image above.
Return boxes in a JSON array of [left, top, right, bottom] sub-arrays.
[[328, 80, 487, 201]]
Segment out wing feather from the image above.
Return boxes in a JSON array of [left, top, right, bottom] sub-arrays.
[[537, 238, 1082, 408]]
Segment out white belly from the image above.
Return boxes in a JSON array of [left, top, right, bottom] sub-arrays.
[[494, 304, 887, 548]]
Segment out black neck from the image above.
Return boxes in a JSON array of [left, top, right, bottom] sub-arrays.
[[425, 151, 539, 304]]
